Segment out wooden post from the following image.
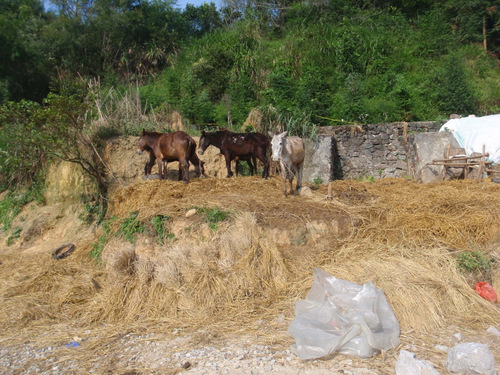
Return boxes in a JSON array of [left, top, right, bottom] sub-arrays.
[[441, 144, 451, 181]]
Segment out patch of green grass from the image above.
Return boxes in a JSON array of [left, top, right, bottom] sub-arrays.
[[195, 206, 230, 231], [90, 235, 107, 262], [150, 215, 174, 244], [117, 211, 146, 243], [79, 201, 106, 225], [456, 251, 493, 274], [6, 227, 22, 246], [313, 176, 324, 185], [89, 216, 116, 262], [357, 175, 376, 183]]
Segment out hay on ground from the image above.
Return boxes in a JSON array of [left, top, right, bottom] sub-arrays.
[[1, 178, 499, 358]]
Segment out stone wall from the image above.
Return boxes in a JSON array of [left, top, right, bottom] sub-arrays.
[[303, 121, 442, 182]]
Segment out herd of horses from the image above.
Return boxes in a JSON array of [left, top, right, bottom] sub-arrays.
[[136, 129, 305, 196]]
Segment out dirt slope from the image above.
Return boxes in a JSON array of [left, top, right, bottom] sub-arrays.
[[1, 136, 499, 375]]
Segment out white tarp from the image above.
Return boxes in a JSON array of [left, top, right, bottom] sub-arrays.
[[439, 114, 500, 164]]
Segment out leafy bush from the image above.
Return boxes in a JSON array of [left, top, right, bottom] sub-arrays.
[[435, 53, 478, 116], [0, 177, 45, 233], [0, 101, 46, 189]]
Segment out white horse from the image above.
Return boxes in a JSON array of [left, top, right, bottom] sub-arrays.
[[269, 131, 305, 197]]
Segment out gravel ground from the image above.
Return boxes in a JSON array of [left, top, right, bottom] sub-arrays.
[[1, 326, 500, 374], [0, 331, 385, 375]]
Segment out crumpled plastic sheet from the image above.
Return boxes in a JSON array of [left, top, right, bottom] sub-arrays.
[[446, 342, 496, 375], [288, 268, 400, 360]]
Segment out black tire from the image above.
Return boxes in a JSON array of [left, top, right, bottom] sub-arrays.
[[52, 243, 75, 260]]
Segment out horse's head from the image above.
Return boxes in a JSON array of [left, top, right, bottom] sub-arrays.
[[198, 131, 209, 155], [137, 129, 148, 154], [269, 131, 288, 161]]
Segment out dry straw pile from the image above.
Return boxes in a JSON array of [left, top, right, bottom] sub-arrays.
[[1, 177, 499, 348]]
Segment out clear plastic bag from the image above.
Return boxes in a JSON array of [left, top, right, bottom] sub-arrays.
[[288, 268, 400, 360], [396, 350, 440, 375], [445, 342, 496, 375]]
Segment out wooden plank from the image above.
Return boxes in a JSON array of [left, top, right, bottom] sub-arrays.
[[431, 155, 489, 162], [429, 162, 492, 167]]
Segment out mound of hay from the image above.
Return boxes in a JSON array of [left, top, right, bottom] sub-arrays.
[[169, 110, 184, 131], [241, 108, 264, 132], [1, 178, 499, 349]]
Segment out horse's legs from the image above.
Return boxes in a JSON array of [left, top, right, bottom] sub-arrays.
[[224, 153, 233, 178], [288, 168, 295, 196], [157, 158, 164, 180], [256, 151, 269, 179], [179, 158, 190, 183], [296, 161, 304, 193], [280, 161, 288, 197], [199, 161, 205, 177], [250, 156, 256, 175], [190, 154, 204, 178], [145, 151, 156, 175], [162, 160, 169, 179]]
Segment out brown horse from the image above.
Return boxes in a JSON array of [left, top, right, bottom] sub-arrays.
[[142, 132, 205, 180], [198, 130, 270, 179], [137, 130, 204, 183]]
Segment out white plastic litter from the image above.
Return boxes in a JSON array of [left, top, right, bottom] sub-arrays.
[[288, 268, 400, 360], [395, 350, 440, 375], [486, 326, 500, 337], [434, 345, 449, 353], [445, 342, 495, 375]]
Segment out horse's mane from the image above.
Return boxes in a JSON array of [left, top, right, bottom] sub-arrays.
[[143, 131, 163, 137]]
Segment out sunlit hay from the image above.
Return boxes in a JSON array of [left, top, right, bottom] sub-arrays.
[[102, 239, 137, 276], [154, 251, 187, 290], [2, 178, 500, 349], [182, 243, 229, 310], [348, 179, 500, 249], [312, 240, 499, 332], [0, 244, 100, 330], [230, 216, 291, 301], [217, 212, 259, 269], [135, 256, 156, 284]]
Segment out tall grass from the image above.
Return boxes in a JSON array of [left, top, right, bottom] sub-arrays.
[[87, 79, 180, 138]]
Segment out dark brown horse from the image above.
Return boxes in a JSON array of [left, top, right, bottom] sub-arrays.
[[137, 130, 204, 183], [198, 130, 270, 179], [234, 155, 257, 176]]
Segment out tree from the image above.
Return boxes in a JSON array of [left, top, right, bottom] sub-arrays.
[[436, 54, 478, 115], [38, 78, 109, 204], [0, 0, 51, 102]]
